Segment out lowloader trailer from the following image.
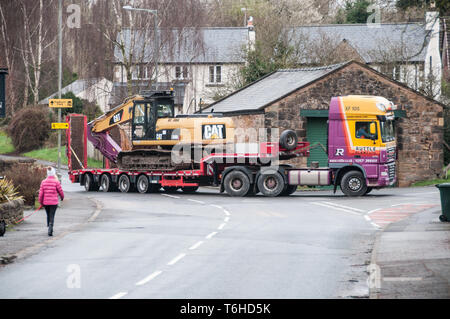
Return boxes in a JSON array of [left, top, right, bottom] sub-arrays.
[[66, 95, 397, 197]]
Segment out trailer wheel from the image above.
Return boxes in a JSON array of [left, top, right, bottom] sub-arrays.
[[182, 186, 199, 193], [280, 130, 298, 151], [224, 170, 251, 197], [84, 174, 99, 192], [257, 171, 285, 197], [136, 175, 151, 194], [118, 174, 133, 193], [340, 171, 367, 197], [281, 184, 297, 196], [100, 174, 114, 192]]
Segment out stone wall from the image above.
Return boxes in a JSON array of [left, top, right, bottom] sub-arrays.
[[0, 199, 24, 225], [232, 62, 444, 186]]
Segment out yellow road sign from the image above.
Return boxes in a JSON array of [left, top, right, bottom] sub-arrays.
[[49, 99, 72, 108], [51, 122, 69, 130]]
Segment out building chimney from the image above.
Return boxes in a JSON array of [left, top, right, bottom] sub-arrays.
[[247, 16, 255, 51]]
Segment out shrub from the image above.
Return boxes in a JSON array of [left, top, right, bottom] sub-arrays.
[[3, 163, 46, 206], [7, 106, 51, 153], [0, 178, 23, 204]]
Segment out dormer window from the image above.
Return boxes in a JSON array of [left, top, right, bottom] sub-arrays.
[[175, 66, 189, 79]]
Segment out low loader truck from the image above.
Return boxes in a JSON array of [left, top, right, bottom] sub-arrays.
[[66, 94, 397, 197]]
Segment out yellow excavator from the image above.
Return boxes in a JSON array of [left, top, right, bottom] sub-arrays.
[[88, 89, 235, 170]]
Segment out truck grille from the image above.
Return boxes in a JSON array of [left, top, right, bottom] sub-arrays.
[[387, 147, 396, 162], [387, 162, 396, 182]]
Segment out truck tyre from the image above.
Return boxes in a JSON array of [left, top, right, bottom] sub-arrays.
[[136, 175, 151, 194], [84, 174, 99, 192], [280, 130, 298, 151], [100, 174, 114, 192], [340, 171, 367, 197], [118, 174, 133, 193], [257, 171, 285, 197], [281, 184, 297, 196], [0, 221, 5, 237], [182, 186, 199, 193], [364, 187, 373, 195], [224, 170, 251, 197]]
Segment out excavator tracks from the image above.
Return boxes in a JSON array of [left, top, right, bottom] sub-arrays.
[[117, 149, 195, 171]]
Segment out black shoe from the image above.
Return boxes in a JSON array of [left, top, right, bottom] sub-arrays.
[[48, 225, 53, 237]]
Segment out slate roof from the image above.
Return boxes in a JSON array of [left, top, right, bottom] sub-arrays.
[[114, 27, 249, 64], [287, 23, 430, 63], [201, 62, 348, 113], [39, 78, 109, 104]]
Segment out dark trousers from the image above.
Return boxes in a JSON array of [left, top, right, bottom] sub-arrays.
[[44, 205, 57, 227]]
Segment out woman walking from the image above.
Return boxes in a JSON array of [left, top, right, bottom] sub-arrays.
[[39, 167, 64, 236]]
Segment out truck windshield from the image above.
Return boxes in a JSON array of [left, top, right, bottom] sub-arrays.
[[380, 120, 395, 143]]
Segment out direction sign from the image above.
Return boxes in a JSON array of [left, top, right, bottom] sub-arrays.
[[51, 122, 69, 130], [49, 99, 72, 108]]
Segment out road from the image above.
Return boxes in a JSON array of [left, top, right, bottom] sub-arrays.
[[0, 173, 440, 299]]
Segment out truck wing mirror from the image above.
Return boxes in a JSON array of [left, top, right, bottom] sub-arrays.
[[369, 122, 376, 135]]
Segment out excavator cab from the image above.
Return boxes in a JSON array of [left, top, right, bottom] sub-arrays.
[[131, 90, 175, 141]]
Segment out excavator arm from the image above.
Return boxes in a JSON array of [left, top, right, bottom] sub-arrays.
[[87, 95, 144, 163]]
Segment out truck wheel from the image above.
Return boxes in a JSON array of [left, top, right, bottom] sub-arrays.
[[340, 171, 367, 197], [257, 171, 285, 197], [100, 174, 114, 192], [182, 186, 199, 193], [364, 187, 373, 195], [0, 221, 5, 237], [224, 170, 251, 197], [84, 174, 99, 192], [136, 175, 151, 194], [118, 174, 132, 193], [281, 184, 297, 196], [280, 130, 298, 151]]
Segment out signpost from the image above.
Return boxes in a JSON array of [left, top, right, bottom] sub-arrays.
[[0, 68, 8, 119], [49, 99, 72, 108], [51, 122, 69, 130]]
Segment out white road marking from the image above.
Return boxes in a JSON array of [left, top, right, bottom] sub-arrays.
[[187, 199, 205, 204], [167, 253, 186, 266], [206, 231, 218, 239], [367, 208, 382, 215], [161, 194, 180, 199], [110, 291, 128, 299], [223, 210, 231, 216], [189, 241, 204, 250], [210, 204, 223, 210], [371, 222, 381, 229], [135, 270, 163, 286], [323, 201, 365, 213], [364, 215, 371, 221], [312, 202, 361, 215], [383, 277, 423, 282], [218, 223, 226, 230], [224, 217, 230, 223]]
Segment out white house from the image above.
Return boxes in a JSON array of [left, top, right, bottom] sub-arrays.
[[112, 22, 255, 114]]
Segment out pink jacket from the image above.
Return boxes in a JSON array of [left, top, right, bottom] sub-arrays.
[[39, 176, 64, 206]]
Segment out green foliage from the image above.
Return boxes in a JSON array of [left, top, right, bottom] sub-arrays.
[[240, 40, 296, 87], [60, 91, 83, 116], [0, 178, 23, 204], [336, 0, 373, 24], [3, 164, 46, 206], [396, 0, 450, 15], [7, 106, 51, 153]]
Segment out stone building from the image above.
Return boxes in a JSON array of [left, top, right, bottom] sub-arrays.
[[201, 61, 445, 187]]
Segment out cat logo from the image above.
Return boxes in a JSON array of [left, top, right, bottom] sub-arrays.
[[109, 110, 123, 125], [202, 124, 225, 140]]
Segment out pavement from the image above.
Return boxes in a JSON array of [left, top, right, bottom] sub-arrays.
[[370, 206, 450, 299], [0, 167, 98, 264]]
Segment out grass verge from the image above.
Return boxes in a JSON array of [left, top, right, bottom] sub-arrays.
[[0, 130, 14, 154], [411, 176, 450, 187], [23, 146, 104, 168]]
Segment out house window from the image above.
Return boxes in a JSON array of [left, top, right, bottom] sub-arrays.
[[132, 65, 150, 80], [209, 65, 222, 83], [175, 66, 189, 79]]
